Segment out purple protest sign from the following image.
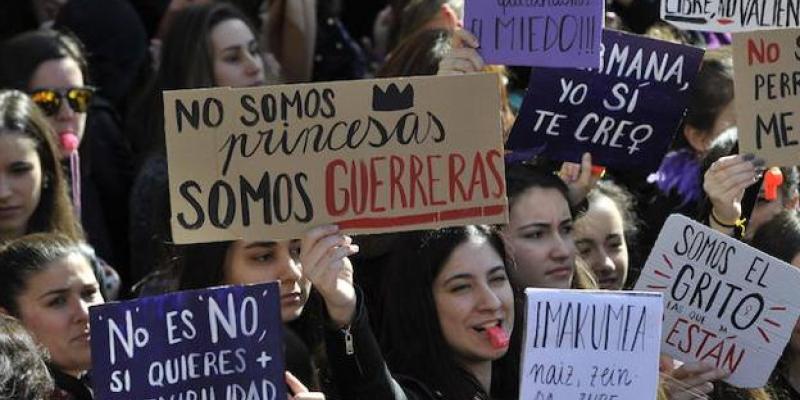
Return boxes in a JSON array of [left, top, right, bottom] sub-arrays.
[[464, 0, 604, 68], [506, 30, 705, 172], [89, 282, 286, 400]]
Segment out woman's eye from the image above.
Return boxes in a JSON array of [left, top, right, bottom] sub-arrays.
[[523, 231, 544, 240], [82, 288, 99, 300], [490, 274, 508, 284], [47, 296, 67, 308], [10, 162, 33, 174], [561, 224, 574, 235], [450, 284, 470, 293], [253, 253, 274, 262], [224, 53, 241, 63]]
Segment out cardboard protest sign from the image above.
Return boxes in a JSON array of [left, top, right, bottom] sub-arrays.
[[662, 0, 800, 32], [505, 30, 704, 172], [90, 282, 285, 400], [634, 214, 800, 388], [733, 28, 800, 167], [463, 0, 604, 68], [164, 73, 507, 244], [520, 289, 663, 400]]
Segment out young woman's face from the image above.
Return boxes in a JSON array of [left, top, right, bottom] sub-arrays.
[[0, 133, 42, 240], [28, 57, 87, 158], [223, 240, 309, 322], [504, 188, 576, 289], [433, 235, 514, 366], [210, 19, 265, 88], [13, 253, 103, 377], [574, 195, 629, 290]]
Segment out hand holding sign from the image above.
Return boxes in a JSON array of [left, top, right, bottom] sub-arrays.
[[286, 372, 325, 400], [661, 361, 728, 400], [301, 225, 358, 328], [437, 29, 484, 75], [557, 152, 601, 206], [703, 154, 764, 224]]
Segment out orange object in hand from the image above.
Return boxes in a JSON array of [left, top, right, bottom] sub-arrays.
[[590, 165, 606, 177], [764, 168, 784, 201]]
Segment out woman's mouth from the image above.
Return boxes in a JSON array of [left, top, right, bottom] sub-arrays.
[[280, 292, 303, 305], [545, 266, 572, 278], [0, 206, 22, 218]]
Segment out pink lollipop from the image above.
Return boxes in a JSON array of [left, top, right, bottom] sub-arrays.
[[59, 130, 79, 152]]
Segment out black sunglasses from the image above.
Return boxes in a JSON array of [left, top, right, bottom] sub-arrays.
[[29, 87, 95, 116]]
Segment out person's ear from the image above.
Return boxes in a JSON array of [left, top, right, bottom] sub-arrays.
[[683, 124, 709, 153]]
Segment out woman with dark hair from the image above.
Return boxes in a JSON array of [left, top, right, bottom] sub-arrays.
[[574, 179, 640, 290], [128, 2, 267, 290], [0, 90, 80, 241], [0, 29, 133, 284], [304, 224, 515, 399], [503, 162, 597, 291], [0, 233, 105, 400], [174, 239, 327, 399], [0, 314, 54, 400]]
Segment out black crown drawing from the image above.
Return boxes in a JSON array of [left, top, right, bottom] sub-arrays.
[[372, 83, 414, 111]]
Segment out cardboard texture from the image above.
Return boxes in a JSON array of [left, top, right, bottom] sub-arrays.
[[519, 289, 663, 400], [164, 73, 508, 243], [89, 282, 285, 400], [506, 30, 704, 172], [662, 0, 800, 32], [463, 0, 604, 68], [733, 28, 800, 167], [634, 214, 800, 388]]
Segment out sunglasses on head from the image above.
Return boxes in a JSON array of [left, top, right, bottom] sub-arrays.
[[29, 87, 95, 116]]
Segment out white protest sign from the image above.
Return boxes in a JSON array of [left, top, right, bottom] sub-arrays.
[[635, 214, 800, 388], [520, 289, 663, 400], [662, 0, 800, 32]]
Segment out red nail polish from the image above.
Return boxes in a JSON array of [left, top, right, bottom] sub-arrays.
[[486, 326, 509, 349]]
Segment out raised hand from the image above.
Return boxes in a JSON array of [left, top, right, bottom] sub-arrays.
[[662, 361, 728, 400], [437, 28, 484, 75], [300, 225, 359, 328], [558, 152, 601, 207], [286, 371, 325, 400], [703, 154, 764, 228]]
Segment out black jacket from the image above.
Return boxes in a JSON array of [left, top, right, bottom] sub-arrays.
[[324, 293, 490, 400]]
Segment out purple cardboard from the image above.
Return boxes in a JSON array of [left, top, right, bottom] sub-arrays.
[[506, 30, 705, 172], [464, 0, 604, 68], [89, 282, 286, 400]]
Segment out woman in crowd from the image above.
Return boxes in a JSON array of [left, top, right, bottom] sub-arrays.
[[0, 314, 54, 399], [0, 90, 79, 242], [503, 161, 597, 291], [0, 90, 116, 299], [175, 239, 328, 399], [304, 224, 517, 399], [0, 233, 105, 400], [0, 30, 130, 292], [128, 2, 268, 290], [574, 180, 640, 290]]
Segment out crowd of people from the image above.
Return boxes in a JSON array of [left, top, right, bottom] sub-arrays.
[[0, 0, 798, 399]]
